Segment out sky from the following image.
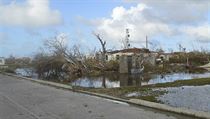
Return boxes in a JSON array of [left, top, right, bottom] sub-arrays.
[[0, 0, 209, 57]]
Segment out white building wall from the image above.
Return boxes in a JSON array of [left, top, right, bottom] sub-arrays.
[[106, 52, 134, 62], [105, 52, 158, 65]]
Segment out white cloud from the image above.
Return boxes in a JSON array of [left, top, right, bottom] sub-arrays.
[[93, 4, 173, 48], [182, 23, 210, 42], [0, 0, 62, 28], [92, 1, 209, 48], [140, 0, 209, 24]]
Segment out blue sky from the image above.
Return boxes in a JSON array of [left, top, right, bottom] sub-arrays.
[[0, 0, 209, 57]]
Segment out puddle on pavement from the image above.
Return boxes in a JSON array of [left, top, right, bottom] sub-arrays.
[[157, 85, 210, 112]]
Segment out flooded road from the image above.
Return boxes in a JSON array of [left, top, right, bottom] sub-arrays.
[[71, 72, 210, 88], [157, 85, 210, 112]]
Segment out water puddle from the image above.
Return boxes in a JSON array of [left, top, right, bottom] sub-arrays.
[[15, 68, 38, 79], [15, 68, 210, 89], [71, 76, 120, 88], [157, 85, 210, 112], [148, 73, 210, 84], [71, 72, 210, 88]]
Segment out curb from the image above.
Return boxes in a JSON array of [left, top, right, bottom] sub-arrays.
[[3, 73, 73, 90], [2, 72, 210, 119]]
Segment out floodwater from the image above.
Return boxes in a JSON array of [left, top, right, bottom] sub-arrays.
[[14, 68, 210, 88], [15, 68, 38, 79], [71, 72, 210, 88], [157, 85, 210, 112]]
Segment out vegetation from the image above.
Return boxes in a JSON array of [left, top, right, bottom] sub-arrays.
[[31, 34, 119, 80], [169, 51, 210, 66], [151, 77, 210, 87], [0, 67, 16, 73], [0, 55, 32, 73], [1, 32, 209, 82], [32, 35, 87, 80]]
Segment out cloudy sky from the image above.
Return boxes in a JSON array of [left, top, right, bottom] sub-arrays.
[[0, 0, 209, 57]]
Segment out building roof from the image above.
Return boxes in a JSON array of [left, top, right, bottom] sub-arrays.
[[173, 52, 185, 54], [107, 48, 150, 54]]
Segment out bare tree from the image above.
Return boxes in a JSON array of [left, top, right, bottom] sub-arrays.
[[44, 34, 80, 66], [71, 44, 83, 59], [93, 33, 106, 64], [87, 47, 97, 58], [44, 35, 68, 55], [33, 33, 87, 80]]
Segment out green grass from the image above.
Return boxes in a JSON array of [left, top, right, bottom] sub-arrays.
[[149, 77, 210, 88]]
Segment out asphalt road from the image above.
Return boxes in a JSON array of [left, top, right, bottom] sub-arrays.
[[0, 74, 195, 119]]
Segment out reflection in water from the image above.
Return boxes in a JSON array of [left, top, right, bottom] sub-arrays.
[[147, 72, 210, 85], [72, 74, 146, 88], [72, 76, 120, 88], [71, 72, 210, 88], [102, 74, 106, 88], [119, 74, 145, 87], [14, 68, 210, 88]]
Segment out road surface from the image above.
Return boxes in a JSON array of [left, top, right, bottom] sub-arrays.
[[0, 74, 195, 119]]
